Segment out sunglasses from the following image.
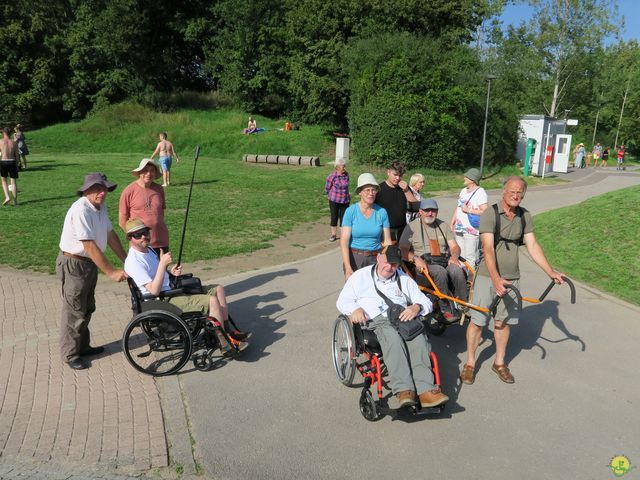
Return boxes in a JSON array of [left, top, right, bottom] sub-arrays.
[[420, 208, 438, 213], [130, 229, 151, 239]]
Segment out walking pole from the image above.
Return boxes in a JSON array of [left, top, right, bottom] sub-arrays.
[[176, 145, 201, 267]]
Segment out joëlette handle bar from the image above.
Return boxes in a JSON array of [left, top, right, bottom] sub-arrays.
[[537, 276, 576, 304], [176, 145, 201, 267], [521, 275, 576, 305], [488, 284, 523, 317]]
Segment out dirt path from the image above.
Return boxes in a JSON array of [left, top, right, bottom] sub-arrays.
[[186, 216, 339, 282]]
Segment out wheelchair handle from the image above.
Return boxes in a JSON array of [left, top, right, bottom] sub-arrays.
[[538, 275, 576, 304], [488, 284, 523, 317]]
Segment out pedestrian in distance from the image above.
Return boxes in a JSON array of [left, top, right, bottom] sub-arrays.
[[616, 145, 625, 170], [600, 146, 609, 168], [150, 132, 180, 187], [56, 173, 128, 370], [1, 127, 20, 206], [324, 157, 350, 242], [592, 143, 602, 168], [13, 124, 29, 170], [119, 158, 170, 256], [460, 176, 564, 385]]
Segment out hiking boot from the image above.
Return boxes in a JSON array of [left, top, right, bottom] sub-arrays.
[[396, 390, 417, 408], [419, 388, 449, 408]]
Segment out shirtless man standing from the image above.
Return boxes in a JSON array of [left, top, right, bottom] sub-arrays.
[[150, 132, 180, 187], [1, 127, 20, 206]]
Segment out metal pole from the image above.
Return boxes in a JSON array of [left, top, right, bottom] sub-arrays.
[[176, 145, 201, 267], [614, 78, 630, 150], [479, 75, 495, 176]]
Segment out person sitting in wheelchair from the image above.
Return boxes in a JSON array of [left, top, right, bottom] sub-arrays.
[[123, 218, 250, 354], [336, 244, 448, 409], [398, 198, 469, 322]]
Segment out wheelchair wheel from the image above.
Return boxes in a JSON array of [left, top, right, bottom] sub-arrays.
[[425, 313, 447, 336], [122, 310, 193, 376], [359, 390, 381, 422], [332, 315, 357, 386]]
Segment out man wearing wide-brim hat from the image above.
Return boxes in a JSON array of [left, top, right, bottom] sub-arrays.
[[56, 172, 128, 370], [119, 158, 169, 255]]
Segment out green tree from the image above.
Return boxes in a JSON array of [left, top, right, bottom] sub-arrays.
[[0, 0, 71, 125], [343, 33, 516, 170]]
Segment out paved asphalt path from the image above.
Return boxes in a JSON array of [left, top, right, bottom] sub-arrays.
[[178, 169, 640, 480]]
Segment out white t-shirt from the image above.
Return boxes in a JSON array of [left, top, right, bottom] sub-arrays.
[[59, 196, 113, 256], [124, 247, 171, 295], [453, 186, 488, 236]]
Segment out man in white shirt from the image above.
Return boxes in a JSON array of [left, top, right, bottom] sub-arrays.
[[56, 172, 127, 370], [123, 219, 250, 353], [336, 245, 448, 409]]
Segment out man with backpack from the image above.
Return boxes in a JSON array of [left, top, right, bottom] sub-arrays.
[[460, 176, 564, 385]]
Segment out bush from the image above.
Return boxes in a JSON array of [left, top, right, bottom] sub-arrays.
[[344, 33, 516, 170]]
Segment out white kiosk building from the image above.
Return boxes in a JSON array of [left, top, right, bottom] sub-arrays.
[[517, 115, 575, 175]]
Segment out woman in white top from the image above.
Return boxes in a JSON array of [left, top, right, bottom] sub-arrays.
[[406, 173, 425, 223], [449, 168, 488, 267]]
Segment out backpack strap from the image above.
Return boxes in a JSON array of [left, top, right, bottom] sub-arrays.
[[492, 203, 526, 250]]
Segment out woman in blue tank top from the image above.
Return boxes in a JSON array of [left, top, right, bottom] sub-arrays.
[[340, 173, 391, 280]]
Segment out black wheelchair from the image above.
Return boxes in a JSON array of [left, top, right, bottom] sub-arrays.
[[331, 314, 444, 421], [122, 275, 245, 376]]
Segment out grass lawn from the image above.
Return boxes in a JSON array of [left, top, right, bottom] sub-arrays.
[[0, 103, 564, 274], [534, 185, 640, 306]]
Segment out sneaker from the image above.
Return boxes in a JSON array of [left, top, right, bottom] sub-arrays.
[[229, 330, 252, 341], [396, 390, 417, 408], [229, 337, 249, 353], [329, 235, 337, 242], [419, 388, 449, 408], [162, 183, 168, 187]]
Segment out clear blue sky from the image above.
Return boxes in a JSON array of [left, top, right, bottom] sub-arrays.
[[500, 0, 640, 42]]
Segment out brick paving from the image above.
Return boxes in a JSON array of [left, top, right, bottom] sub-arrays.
[[0, 268, 168, 474]]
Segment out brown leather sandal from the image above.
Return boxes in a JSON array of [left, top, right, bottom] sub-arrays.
[[460, 364, 476, 385], [492, 364, 515, 384]]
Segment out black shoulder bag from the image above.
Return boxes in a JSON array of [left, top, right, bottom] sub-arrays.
[[370, 267, 425, 341]]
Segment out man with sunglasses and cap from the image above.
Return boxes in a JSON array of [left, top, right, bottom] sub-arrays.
[[336, 245, 448, 409], [119, 158, 169, 255], [399, 198, 468, 323], [56, 172, 128, 370], [123, 219, 250, 353]]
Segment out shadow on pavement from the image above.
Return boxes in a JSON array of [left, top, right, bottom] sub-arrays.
[[226, 268, 298, 296]]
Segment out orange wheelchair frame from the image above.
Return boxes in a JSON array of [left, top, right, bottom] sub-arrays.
[[402, 258, 576, 335]]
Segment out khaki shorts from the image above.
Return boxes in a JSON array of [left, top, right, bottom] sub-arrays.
[[469, 275, 520, 327], [169, 284, 219, 313]]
